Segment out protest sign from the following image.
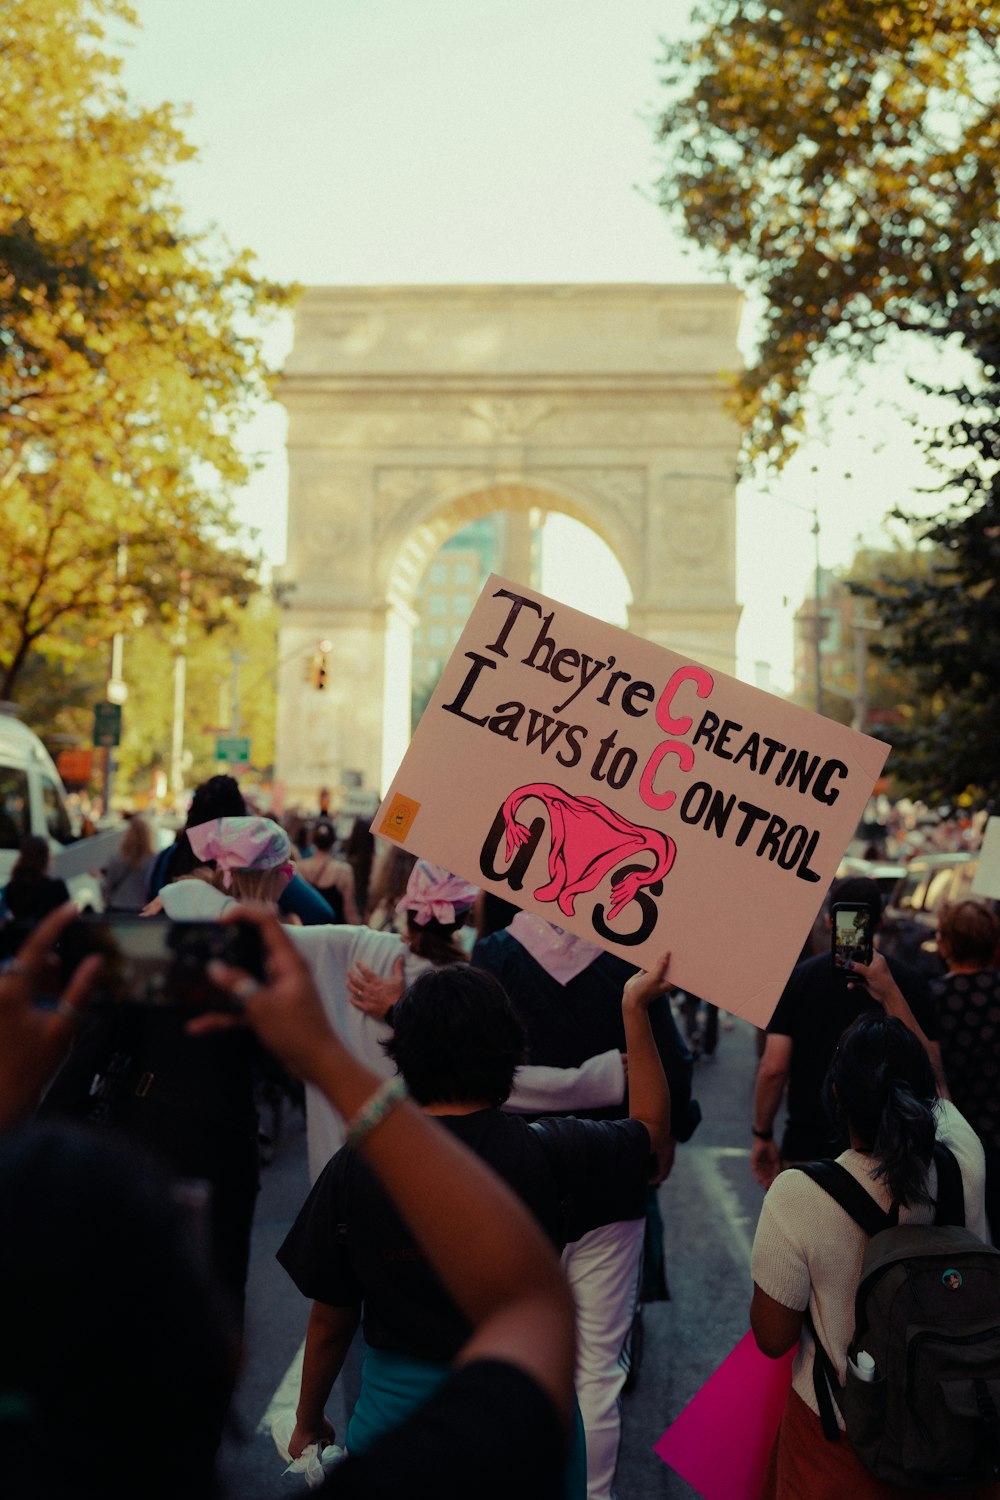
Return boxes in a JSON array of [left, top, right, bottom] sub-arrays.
[[654, 1331, 795, 1499], [374, 576, 890, 1025], [972, 817, 1000, 901]]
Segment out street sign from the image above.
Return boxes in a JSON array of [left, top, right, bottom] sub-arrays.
[[216, 736, 250, 764], [56, 748, 94, 786], [93, 701, 122, 748]]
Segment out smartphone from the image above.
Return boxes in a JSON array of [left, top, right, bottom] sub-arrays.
[[56, 914, 267, 1013], [831, 902, 874, 981]]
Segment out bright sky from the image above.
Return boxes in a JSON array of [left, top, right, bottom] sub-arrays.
[[120, 0, 954, 693]]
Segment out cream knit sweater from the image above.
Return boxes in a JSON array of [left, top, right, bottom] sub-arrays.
[[751, 1100, 989, 1418]]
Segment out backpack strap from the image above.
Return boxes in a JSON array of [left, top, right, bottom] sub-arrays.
[[933, 1142, 965, 1228], [791, 1162, 894, 1443], [794, 1160, 894, 1239]]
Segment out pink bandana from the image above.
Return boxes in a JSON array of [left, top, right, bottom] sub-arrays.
[[188, 816, 292, 889], [397, 860, 479, 928]]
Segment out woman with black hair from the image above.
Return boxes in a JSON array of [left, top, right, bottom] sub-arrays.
[[297, 821, 360, 924], [275, 955, 671, 1499], [750, 956, 994, 1499]]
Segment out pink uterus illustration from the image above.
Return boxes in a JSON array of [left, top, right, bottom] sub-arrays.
[[500, 782, 676, 921]]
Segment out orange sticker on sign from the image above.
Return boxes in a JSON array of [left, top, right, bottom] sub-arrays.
[[378, 793, 421, 842]]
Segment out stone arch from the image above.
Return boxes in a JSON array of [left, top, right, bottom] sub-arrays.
[[379, 476, 638, 617], [275, 283, 743, 811]]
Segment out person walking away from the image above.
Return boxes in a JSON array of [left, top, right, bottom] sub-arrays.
[[471, 907, 699, 1500], [147, 774, 334, 926], [275, 956, 672, 1500], [932, 899, 1000, 1241], [751, 972, 996, 1499], [297, 820, 360, 924], [101, 815, 155, 913], [1, 834, 70, 924], [41, 816, 296, 1327], [752, 875, 942, 1187], [292, 859, 477, 1180]]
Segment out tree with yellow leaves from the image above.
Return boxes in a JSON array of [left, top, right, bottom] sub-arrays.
[[0, 0, 294, 702]]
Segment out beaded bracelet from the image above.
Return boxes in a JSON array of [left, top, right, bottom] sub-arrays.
[[346, 1076, 409, 1149]]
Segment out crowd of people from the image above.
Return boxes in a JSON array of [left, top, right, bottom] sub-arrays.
[[1, 774, 1000, 1498]]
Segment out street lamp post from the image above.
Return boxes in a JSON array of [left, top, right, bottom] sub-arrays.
[[170, 570, 191, 802]]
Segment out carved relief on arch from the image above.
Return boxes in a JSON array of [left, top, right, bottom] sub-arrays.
[[289, 470, 369, 558]]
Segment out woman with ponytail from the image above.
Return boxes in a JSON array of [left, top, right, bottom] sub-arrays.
[[749, 955, 995, 1499]]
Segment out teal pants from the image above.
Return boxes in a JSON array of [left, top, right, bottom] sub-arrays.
[[347, 1346, 587, 1500]]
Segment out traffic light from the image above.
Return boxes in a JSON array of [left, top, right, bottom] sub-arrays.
[[307, 639, 332, 691]]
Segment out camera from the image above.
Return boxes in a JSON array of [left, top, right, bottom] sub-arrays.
[[831, 901, 874, 981], [56, 914, 267, 1013]]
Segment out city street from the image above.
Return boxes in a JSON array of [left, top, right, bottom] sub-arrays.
[[218, 1012, 774, 1499]]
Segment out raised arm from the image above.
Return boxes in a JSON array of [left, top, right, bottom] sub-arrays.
[[847, 952, 949, 1098], [0, 903, 100, 1131], [621, 954, 672, 1170]]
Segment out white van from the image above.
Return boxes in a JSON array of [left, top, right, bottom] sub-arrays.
[[0, 709, 105, 911]]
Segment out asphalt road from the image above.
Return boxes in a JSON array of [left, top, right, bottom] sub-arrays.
[[218, 1011, 775, 1499]]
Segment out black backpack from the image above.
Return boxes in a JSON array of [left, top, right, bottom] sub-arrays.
[[795, 1144, 1000, 1490]]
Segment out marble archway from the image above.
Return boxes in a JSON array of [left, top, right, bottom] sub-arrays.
[[275, 283, 742, 810]]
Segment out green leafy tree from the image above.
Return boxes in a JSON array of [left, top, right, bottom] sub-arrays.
[[0, 0, 294, 701], [114, 592, 279, 799], [850, 374, 1000, 805], [655, 0, 1000, 464]]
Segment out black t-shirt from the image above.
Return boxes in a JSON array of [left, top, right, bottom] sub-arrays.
[[932, 968, 1000, 1151], [4, 875, 71, 923], [767, 951, 938, 1161], [323, 1359, 565, 1500], [277, 1109, 650, 1362], [471, 931, 697, 1139]]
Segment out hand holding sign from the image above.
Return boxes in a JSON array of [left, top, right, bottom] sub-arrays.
[[374, 576, 890, 1027]]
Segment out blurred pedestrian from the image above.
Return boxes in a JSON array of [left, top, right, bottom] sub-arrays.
[[297, 820, 360, 924], [101, 815, 156, 913], [0, 834, 70, 924], [43, 816, 297, 1325], [932, 899, 1000, 1241], [344, 816, 375, 915], [365, 843, 418, 932], [276, 958, 671, 1499], [147, 774, 334, 926], [751, 1004, 992, 1499], [752, 876, 941, 1188]]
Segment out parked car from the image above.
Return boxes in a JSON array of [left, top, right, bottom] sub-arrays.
[[0, 709, 104, 913], [836, 855, 909, 908], [879, 852, 993, 977]]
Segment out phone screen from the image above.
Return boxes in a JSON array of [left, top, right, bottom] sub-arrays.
[[58, 915, 264, 1011], [832, 904, 874, 977]]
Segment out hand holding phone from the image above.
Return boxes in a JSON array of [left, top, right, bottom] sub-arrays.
[[831, 901, 874, 982], [57, 915, 267, 1013]]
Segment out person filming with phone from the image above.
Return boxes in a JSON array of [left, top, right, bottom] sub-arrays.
[[752, 876, 945, 1188]]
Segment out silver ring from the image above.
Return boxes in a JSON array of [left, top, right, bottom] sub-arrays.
[[0, 958, 29, 978], [54, 999, 78, 1021], [230, 975, 261, 1012]]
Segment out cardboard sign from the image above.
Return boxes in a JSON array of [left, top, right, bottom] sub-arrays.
[[50, 828, 123, 880], [972, 817, 1000, 901], [374, 576, 889, 1026]]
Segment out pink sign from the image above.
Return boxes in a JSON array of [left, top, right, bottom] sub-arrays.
[[373, 575, 890, 1026], [654, 1332, 794, 1499]]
